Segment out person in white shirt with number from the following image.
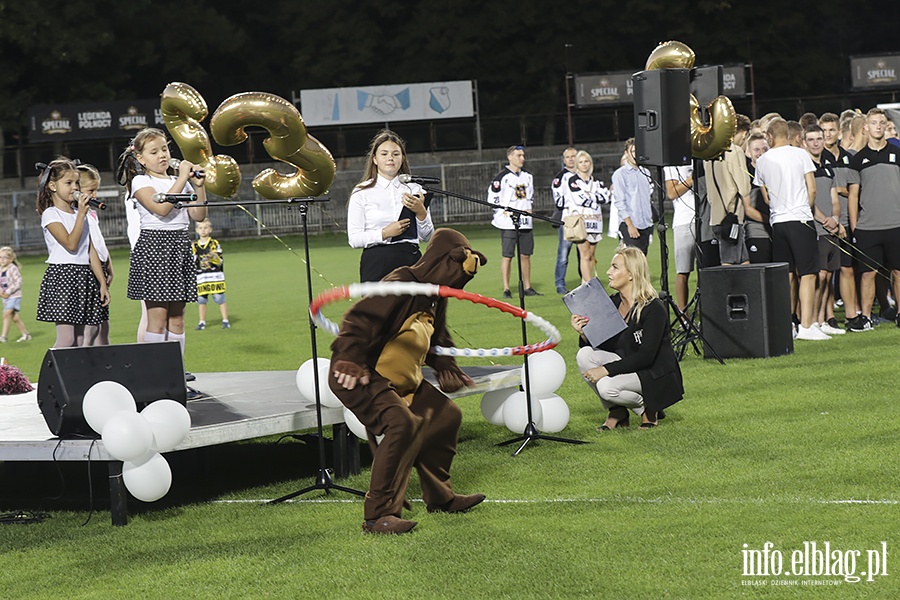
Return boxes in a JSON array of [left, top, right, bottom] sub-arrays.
[[563, 151, 609, 285], [487, 145, 540, 297]]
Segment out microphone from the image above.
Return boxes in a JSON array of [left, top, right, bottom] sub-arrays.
[[398, 174, 441, 185], [169, 158, 205, 178], [153, 193, 198, 204], [73, 190, 106, 210]]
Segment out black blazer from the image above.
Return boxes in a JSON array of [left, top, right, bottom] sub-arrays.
[[586, 295, 684, 412]]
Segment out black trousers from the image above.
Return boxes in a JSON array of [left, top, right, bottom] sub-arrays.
[[360, 244, 422, 282]]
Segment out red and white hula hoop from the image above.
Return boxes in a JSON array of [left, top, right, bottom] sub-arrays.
[[310, 281, 561, 356]]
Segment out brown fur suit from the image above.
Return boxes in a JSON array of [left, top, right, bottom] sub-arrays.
[[329, 229, 486, 521]]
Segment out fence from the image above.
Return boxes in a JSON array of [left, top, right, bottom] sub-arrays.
[[2, 153, 625, 254]]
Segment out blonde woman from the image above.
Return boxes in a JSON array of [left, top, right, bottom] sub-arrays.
[[571, 247, 683, 430], [562, 151, 609, 284]]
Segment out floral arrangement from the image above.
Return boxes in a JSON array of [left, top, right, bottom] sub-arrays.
[[0, 363, 34, 394]]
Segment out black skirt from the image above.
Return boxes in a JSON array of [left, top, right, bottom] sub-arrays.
[[36, 264, 104, 325], [127, 229, 197, 302]]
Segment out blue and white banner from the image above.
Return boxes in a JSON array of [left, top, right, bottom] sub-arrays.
[[299, 81, 474, 126]]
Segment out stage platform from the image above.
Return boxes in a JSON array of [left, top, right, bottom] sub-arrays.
[[0, 365, 520, 525]]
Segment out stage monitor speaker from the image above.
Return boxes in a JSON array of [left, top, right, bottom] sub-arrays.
[[699, 263, 794, 359], [37, 342, 187, 437], [633, 68, 691, 167]]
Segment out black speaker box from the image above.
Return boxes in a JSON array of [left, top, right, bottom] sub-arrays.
[[37, 342, 187, 437], [690, 65, 724, 107], [699, 263, 794, 359], [633, 68, 691, 167]]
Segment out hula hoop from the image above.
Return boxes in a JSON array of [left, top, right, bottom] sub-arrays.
[[310, 281, 561, 356]]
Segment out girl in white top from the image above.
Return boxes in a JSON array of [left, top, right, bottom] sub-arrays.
[[116, 127, 207, 355], [563, 151, 610, 284], [347, 129, 433, 282], [78, 164, 113, 346], [35, 158, 110, 347]]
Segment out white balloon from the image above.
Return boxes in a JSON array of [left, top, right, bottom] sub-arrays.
[[296, 358, 342, 408], [537, 394, 571, 433], [141, 399, 191, 452], [342, 406, 383, 444], [123, 452, 172, 502], [520, 350, 567, 397], [502, 391, 543, 434], [480, 388, 517, 426], [82, 381, 136, 435], [102, 412, 154, 462]]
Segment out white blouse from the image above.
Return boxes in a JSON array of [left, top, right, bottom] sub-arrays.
[[347, 175, 434, 248]]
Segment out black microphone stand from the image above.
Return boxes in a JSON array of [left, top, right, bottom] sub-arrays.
[[192, 197, 365, 502], [421, 185, 587, 456]]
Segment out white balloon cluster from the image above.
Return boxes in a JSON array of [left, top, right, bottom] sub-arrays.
[[295, 358, 343, 408], [480, 350, 571, 433], [295, 358, 383, 443], [83, 381, 191, 502]]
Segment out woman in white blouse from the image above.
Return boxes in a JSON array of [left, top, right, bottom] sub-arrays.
[[347, 130, 434, 282], [563, 151, 610, 285]]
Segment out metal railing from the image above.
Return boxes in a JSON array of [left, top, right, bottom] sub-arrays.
[[1, 153, 624, 253]]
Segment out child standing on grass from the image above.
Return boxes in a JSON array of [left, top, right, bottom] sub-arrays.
[[191, 219, 230, 330], [0, 247, 32, 343], [35, 158, 110, 347], [116, 128, 207, 359], [78, 164, 113, 346]]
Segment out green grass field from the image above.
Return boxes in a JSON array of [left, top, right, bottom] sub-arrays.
[[1, 224, 897, 598]]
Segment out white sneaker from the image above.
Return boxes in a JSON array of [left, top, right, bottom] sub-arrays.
[[796, 325, 831, 340], [817, 322, 845, 335]]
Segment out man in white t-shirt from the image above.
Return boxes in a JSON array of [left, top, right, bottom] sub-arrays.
[[755, 118, 840, 341], [664, 164, 695, 313]]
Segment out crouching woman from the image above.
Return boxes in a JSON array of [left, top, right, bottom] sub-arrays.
[[571, 246, 683, 430]]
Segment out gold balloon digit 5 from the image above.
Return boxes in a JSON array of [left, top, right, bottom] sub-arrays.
[[210, 92, 335, 199], [160, 82, 242, 198], [644, 41, 736, 160]]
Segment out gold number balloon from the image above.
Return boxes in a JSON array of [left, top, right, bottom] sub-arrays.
[[160, 82, 242, 198], [644, 40, 696, 71], [210, 92, 335, 199], [644, 41, 735, 160], [690, 95, 737, 160]]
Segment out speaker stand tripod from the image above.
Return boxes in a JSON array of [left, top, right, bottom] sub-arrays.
[[651, 166, 724, 365], [421, 186, 588, 456]]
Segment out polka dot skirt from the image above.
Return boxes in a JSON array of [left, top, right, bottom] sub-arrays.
[[128, 229, 197, 302], [36, 264, 104, 325]]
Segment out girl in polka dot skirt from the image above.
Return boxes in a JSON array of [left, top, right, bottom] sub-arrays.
[[116, 128, 207, 357], [35, 158, 110, 347]]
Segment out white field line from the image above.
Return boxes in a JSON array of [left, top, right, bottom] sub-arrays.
[[211, 497, 899, 505]]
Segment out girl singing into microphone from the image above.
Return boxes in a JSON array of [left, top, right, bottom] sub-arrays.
[[35, 158, 110, 347], [116, 128, 207, 359]]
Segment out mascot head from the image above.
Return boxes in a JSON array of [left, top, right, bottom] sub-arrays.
[[403, 228, 487, 288]]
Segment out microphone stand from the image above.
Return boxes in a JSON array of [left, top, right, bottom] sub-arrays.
[[195, 197, 365, 502], [421, 185, 587, 456]]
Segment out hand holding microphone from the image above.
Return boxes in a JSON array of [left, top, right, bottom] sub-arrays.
[[73, 190, 106, 210], [170, 158, 205, 179]]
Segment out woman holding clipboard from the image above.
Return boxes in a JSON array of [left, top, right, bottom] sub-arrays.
[[347, 130, 434, 282], [570, 246, 683, 430]]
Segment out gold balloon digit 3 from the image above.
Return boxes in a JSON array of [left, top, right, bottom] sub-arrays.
[[160, 82, 242, 198], [210, 92, 335, 199]]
